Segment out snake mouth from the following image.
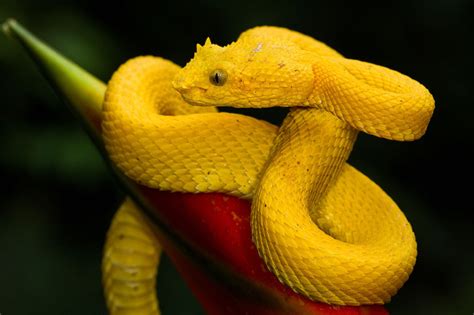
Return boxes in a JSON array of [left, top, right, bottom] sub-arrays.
[[173, 85, 211, 106], [182, 92, 207, 105]]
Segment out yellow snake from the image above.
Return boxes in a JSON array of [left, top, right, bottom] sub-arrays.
[[101, 26, 434, 313]]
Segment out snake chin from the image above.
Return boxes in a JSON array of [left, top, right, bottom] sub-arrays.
[[182, 97, 209, 107]]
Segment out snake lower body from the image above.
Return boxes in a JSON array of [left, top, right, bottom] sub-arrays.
[[101, 55, 417, 309]]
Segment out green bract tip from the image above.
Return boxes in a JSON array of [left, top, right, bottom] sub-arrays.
[[2, 18, 106, 146]]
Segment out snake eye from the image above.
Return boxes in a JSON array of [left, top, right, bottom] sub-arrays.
[[209, 69, 227, 86]]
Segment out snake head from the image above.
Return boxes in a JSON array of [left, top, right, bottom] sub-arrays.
[[172, 36, 315, 107]]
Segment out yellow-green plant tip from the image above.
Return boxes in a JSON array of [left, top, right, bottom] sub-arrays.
[[2, 18, 15, 37], [3, 19, 185, 244], [3, 19, 106, 145]]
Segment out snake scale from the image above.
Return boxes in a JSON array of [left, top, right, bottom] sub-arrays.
[[101, 26, 434, 313]]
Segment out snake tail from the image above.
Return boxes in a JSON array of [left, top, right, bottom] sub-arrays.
[[103, 199, 161, 315]]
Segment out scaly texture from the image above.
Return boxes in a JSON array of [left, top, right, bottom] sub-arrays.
[[102, 26, 434, 308], [103, 198, 161, 315], [251, 109, 415, 304], [102, 56, 276, 199]]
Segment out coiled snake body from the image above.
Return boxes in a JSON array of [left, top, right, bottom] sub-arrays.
[[101, 26, 434, 313]]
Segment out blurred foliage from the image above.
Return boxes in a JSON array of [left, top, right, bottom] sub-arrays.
[[0, 0, 473, 314]]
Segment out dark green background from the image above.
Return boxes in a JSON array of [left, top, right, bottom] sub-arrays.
[[1, 0, 473, 314]]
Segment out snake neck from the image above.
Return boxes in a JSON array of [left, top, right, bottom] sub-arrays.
[[305, 58, 434, 141], [256, 108, 358, 222]]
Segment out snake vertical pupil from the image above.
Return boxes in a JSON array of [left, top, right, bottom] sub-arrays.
[[210, 69, 227, 86]]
